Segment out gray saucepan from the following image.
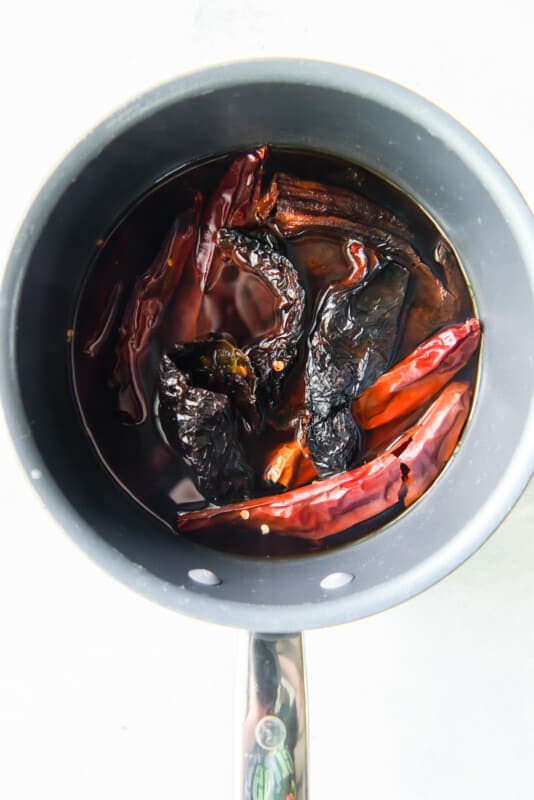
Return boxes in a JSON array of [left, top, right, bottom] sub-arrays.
[[1, 60, 533, 798]]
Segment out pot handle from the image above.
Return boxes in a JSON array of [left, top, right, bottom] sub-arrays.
[[241, 632, 308, 800]]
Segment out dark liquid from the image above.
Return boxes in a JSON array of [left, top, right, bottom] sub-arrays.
[[72, 148, 478, 557]]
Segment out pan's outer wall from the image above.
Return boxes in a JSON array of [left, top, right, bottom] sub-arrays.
[[1, 60, 533, 632]]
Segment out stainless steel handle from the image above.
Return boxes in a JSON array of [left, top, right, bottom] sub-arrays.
[[241, 632, 307, 800]]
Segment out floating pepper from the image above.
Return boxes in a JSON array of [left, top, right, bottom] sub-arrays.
[[167, 334, 260, 429], [217, 228, 306, 409], [257, 172, 408, 237], [353, 318, 480, 429], [262, 439, 317, 490], [304, 244, 409, 474], [178, 445, 404, 539], [112, 197, 201, 423], [159, 355, 253, 505], [392, 381, 472, 505], [195, 145, 267, 292], [177, 381, 471, 539], [167, 147, 267, 343]]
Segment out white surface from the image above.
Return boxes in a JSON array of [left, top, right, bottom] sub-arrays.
[[1, 2, 533, 797]]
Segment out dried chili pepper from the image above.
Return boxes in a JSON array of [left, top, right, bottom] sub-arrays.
[[177, 381, 471, 539], [262, 439, 317, 490], [217, 228, 306, 409], [167, 147, 267, 343], [195, 145, 267, 292], [167, 334, 260, 429], [287, 232, 355, 286], [112, 197, 201, 423], [158, 355, 253, 504], [353, 318, 480, 429], [398, 238, 470, 355], [178, 448, 404, 539], [304, 244, 409, 474], [387, 381, 472, 504], [257, 172, 408, 237], [261, 192, 461, 352]]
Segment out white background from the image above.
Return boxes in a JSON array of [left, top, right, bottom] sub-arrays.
[[1, 2, 533, 798]]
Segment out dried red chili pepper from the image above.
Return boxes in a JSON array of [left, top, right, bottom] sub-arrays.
[[177, 381, 471, 539], [195, 145, 267, 292], [112, 197, 201, 423], [167, 147, 267, 343], [178, 447, 403, 539], [388, 381, 472, 505], [304, 243, 409, 474], [353, 318, 480, 429], [262, 439, 317, 490], [159, 355, 253, 504], [257, 172, 408, 237], [217, 228, 306, 409]]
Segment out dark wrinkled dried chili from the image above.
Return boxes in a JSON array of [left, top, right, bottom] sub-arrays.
[[158, 355, 253, 504], [167, 334, 260, 429], [304, 243, 409, 474], [217, 228, 306, 409]]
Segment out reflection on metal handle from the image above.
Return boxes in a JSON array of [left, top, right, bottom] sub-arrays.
[[242, 632, 307, 800]]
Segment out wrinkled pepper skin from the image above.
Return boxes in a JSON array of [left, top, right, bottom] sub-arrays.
[[177, 381, 471, 540], [260, 184, 462, 352], [262, 439, 317, 490], [168, 147, 267, 343], [167, 334, 260, 429], [257, 172, 409, 237], [112, 198, 201, 423], [159, 355, 253, 504], [195, 146, 267, 291], [304, 244, 409, 474], [217, 228, 306, 409], [390, 381, 472, 505], [353, 318, 480, 429], [178, 448, 404, 540]]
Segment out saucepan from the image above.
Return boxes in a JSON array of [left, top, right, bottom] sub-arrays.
[[1, 60, 533, 798]]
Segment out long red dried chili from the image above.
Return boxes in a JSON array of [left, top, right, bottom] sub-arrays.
[[178, 449, 404, 540], [263, 440, 318, 489], [353, 318, 480, 429], [177, 381, 471, 540], [257, 172, 409, 237], [112, 197, 201, 423], [195, 145, 267, 291], [395, 381, 472, 505], [168, 147, 267, 342]]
